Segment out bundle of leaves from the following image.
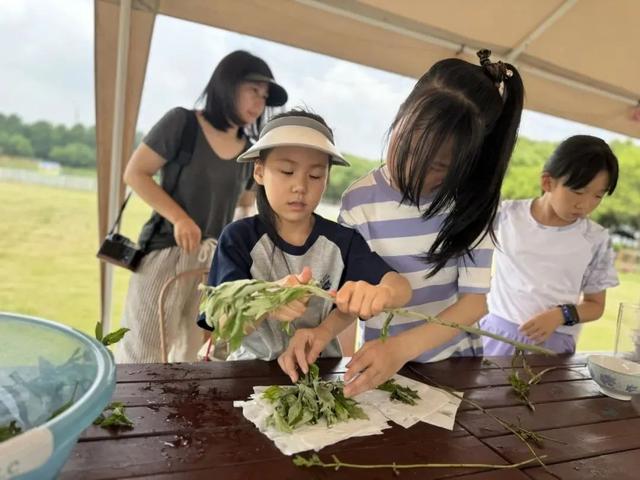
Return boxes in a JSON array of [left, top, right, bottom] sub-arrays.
[[199, 279, 332, 352], [261, 364, 368, 433], [376, 379, 420, 405]]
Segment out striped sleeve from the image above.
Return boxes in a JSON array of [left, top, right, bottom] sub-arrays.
[[457, 231, 495, 294]]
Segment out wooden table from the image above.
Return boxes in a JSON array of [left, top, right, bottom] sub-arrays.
[[61, 354, 640, 479]]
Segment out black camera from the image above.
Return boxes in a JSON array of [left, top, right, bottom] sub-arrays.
[[97, 233, 145, 271]]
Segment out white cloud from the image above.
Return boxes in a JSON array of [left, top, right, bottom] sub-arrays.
[[0, 0, 94, 125]]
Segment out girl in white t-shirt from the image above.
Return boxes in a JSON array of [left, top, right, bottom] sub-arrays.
[[480, 135, 620, 355]]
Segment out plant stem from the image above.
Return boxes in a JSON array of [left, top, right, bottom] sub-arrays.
[[406, 366, 563, 480], [388, 309, 555, 356], [303, 284, 555, 356], [293, 453, 544, 471]]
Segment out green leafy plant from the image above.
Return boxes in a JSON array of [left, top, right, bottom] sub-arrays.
[[95, 322, 130, 347], [199, 279, 332, 352], [93, 402, 133, 429], [200, 279, 556, 356], [376, 379, 420, 405], [262, 364, 368, 433]]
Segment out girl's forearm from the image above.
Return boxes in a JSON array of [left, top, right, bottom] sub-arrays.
[[576, 301, 605, 323]]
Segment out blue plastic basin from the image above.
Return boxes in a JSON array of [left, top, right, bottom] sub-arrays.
[[0, 313, 116, 479]]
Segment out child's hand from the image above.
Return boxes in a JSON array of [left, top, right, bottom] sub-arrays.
[[269, 267, 313, 323], [519, 310, 564, 343], [278, 326, 333, 382], [342, 336, 408, 397], [335, 281, 393, 319]]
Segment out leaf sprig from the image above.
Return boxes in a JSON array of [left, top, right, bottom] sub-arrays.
[[376, 379, 420, 405], [93, 402, 134, 429], [199, 279, 333, 352], [262, 364, 368, 433]]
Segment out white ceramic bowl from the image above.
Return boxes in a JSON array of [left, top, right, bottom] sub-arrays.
[[588, 354, 640, 401]]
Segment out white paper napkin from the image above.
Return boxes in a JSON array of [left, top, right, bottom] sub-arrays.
[[234, 376, 464, 455], [354, 374, 452, 429], [234, 386, 391, 455]]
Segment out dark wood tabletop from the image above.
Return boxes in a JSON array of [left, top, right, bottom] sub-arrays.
[[60, 354, 640, 479]]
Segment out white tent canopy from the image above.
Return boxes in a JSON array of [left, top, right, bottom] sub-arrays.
[[95, 0, 640, 330]]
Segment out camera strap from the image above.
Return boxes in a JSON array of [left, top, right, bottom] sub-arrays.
[[108, 190, 133, 236]]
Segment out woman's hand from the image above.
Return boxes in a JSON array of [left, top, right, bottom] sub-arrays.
[[174, 216, 202, 254]]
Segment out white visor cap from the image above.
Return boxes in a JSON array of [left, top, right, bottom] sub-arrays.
[[237, 115, 349, 167]]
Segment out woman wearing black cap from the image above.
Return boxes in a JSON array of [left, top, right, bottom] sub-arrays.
[[116, 50, 288, 363]]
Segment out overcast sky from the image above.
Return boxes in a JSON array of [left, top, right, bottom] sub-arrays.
[[1, 0, 636, 160]]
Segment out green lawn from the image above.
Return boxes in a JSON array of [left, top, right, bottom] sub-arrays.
[[0, 180, 151, 333], [0, 180, 638, 351]]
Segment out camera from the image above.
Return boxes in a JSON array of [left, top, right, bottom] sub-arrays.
[[97, 233, 145, 271]]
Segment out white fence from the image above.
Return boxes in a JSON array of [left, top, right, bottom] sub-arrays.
[[0, 168, 96, 191]]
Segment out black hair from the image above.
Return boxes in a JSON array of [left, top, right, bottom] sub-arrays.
[[198, 50, 276, 139], [388, 55, 524, 277], [255, 109, 333, 236], [543, 135, 618, 194]]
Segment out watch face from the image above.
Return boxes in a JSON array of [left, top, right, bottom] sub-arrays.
[[560, 305, 579, 326]]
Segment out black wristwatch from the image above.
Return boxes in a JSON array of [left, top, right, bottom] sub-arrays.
[[558, 304, 580, 326]]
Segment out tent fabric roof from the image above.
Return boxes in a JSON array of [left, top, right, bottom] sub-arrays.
[[94, 0, 640, 326]]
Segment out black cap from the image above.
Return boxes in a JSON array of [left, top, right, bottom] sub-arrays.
[[244, 73, 288, 107]]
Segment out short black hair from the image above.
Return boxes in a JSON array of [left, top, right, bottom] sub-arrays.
[[544, 135, 619, 194], [255, 109, 333, 235], [199, 50, 277, 139]]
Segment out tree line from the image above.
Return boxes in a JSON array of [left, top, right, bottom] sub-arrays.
[[1, 112, 638, 228]]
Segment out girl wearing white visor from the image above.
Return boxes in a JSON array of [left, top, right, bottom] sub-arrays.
[[198, 110, 410, 367]]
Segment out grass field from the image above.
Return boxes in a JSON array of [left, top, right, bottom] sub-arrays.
[[1, 179, 638, 351]]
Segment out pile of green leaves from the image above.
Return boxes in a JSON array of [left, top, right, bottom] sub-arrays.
[[376, 379, 420, 405], [199, 279, 332, 352], [261, 364, 368, 433]]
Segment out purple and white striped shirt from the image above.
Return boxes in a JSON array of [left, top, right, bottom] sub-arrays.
[[338, 165, 493, 362]]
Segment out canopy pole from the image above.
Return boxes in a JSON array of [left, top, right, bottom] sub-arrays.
[[101, 0, 132, 334], [505, 0, 578, 63]]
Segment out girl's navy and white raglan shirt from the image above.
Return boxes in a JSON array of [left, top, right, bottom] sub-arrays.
[[198, 213, 394, 361]]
